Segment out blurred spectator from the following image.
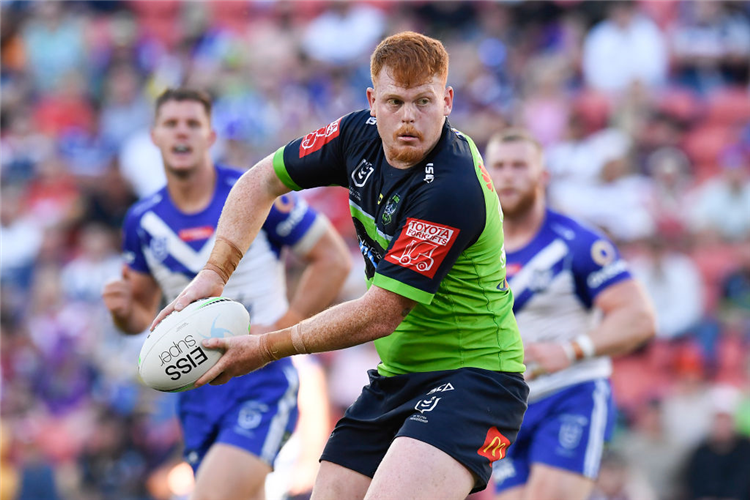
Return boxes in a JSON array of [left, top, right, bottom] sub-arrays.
[[582, 1, 668, 94], [588, 450, 656, 500], [302, 2, 386, 67], [0, 108, 54, 185], [684, 385, 750, 500], [631, 236, 704, 339], [643, 147, 695, 235], [99, 64, 151, 152], [117, 129, 166, 197], [616, 399, 685, 500], [32, 72, 95, 138], [670, 0, 750, 94], [661, 343, 715, 455], [0, 186, 43, 292], [23, 157, 83, 229], [21, 1, 87, 93], [690, 148, 750, 241], [547, 122, 654, 241], [721, 238, 750, 313], [60, 224, 121, 304]]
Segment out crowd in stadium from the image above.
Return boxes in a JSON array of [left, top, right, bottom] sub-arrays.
[[1, 1, 750, 499]]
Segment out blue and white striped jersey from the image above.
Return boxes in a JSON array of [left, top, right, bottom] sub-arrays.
[[507, 209, 632, 400], [122, 164, 327, 326]]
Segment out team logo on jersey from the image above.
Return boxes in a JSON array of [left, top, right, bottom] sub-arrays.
[[478, 427, 511, 462], [178, 226, 214, 242], [149, 237, 168, 262], [381, 194, 401, 225], [352, 159, 375, 188], [299, 117, 342, 158], [384, 218, 459, 278], [478, 163, 494, 192]]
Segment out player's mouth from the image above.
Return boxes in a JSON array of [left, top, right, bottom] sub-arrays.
[[395, 126, 423, 144], [172, 144, 193, 156]]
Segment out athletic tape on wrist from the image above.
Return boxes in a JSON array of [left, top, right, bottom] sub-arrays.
[[574, 334, 596, 359], [290, 324, 309, 355], [204, 237, 245, 284], [561, 341, 576, 363], [259, 326, 305, 363]]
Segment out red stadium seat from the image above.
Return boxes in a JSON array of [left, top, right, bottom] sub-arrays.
[[682, 125, 738, 166], [657, 87, 703, 123], [706, 87, 750, 126]]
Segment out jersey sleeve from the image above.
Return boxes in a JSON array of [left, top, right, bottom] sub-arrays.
[[122, 207, 150, 274], [262, 192, 326, 254], [372, 182, 486, 305], [273, 113, 355, 191], [570, 227, 632, 307]]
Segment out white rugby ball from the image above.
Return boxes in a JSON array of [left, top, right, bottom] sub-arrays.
[[138, 297, 249, 392]]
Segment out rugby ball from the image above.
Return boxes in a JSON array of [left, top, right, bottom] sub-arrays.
[[138, 297, 250, 392]]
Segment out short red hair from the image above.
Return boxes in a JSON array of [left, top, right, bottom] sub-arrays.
[[370, 31, 449, 88]]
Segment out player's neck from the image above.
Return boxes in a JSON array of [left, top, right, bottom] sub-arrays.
[[167, 162, 217, 214], [503, 199, 546, 252]]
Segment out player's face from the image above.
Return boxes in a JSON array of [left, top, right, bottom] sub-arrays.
[[486, 140, 547, 218], [151, 100, 216, 178], [367, 69, 453, 168]]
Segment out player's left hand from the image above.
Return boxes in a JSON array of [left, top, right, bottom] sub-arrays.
[[195, 335, 271, 387], [523, 341, 573, 380]]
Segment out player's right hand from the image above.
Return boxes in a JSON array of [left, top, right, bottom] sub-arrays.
[[150, 268, 226, 331], [102, 264, 134, 319]]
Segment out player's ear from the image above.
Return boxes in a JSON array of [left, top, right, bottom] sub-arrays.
[[367, 87, 376, 116], [443, 86, 454, 116], [208, 129, 217, 147]]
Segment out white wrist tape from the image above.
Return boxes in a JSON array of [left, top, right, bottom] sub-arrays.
[[574, 334, 596, 359]]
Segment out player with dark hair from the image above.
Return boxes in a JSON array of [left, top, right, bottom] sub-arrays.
[[103, 88, 351, 500], [152, 32, 529, 500], [484, 129, 655, 500]]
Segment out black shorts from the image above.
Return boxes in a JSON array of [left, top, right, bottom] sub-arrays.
[[320, 367, 529, 493]]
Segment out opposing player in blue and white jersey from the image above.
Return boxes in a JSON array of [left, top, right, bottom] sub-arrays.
[[485, 129, 656, 500], [102, 88, 351, 500]]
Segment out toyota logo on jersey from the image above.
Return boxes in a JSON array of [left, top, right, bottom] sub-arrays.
[[385, 218, 460, 278]]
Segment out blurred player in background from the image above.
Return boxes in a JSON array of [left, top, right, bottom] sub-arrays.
[[152, 32, 529, 500], [485, 129, 656, 500], [102, 88, 351, 500]]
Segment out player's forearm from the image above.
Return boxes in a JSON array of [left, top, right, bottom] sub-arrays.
[[586, 301, 656, 359], [261, 287, 409, 360], [209, 155, 289, 282], [282, 247, 352, 329]]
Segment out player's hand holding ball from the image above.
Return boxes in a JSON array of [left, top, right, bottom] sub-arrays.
[[195, 333, 273, 387], [139, 297, 250, 392], [151, 267, 226, 330]]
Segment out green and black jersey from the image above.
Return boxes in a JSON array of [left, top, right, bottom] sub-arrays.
[[273, 110, 524, 376]]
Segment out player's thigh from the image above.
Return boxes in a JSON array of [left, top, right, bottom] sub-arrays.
[[523, 463, 594, 500], [192, 443, 272, 500], [365, 436, 474, 500], [310, 460, 371, 500]]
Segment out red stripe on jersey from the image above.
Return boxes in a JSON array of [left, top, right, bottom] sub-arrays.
[[299, 117, 343, 158], [179, 226, 214, 241]]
